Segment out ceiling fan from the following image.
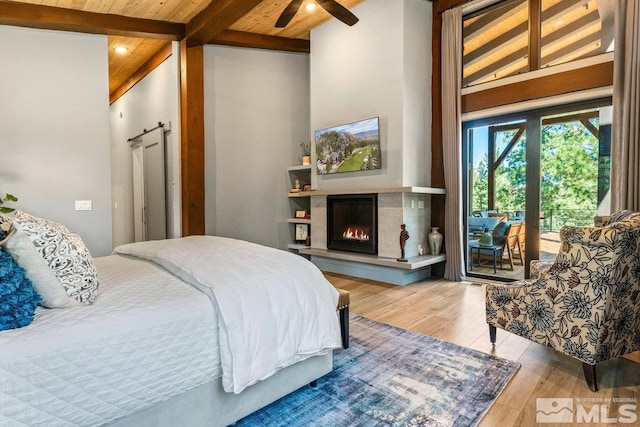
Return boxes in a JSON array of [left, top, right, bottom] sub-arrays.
[[275, 0, 359, 28]]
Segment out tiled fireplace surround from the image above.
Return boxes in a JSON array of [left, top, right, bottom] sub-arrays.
[[310, 192, 432, 260], [300, 189, 445, 285]]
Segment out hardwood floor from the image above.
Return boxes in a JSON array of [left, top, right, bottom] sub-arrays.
[[324, 272, 640, 426]]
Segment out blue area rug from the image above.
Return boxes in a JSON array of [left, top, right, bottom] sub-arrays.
[[237, 315, 520, 426]]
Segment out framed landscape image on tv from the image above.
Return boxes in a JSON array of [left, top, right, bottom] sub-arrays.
[[315, 117, 381, 174]]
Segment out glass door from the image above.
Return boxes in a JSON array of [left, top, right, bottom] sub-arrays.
[[463, 100, 612, 282], [464, 119, 528, 281], [539, 107, 612, 262]]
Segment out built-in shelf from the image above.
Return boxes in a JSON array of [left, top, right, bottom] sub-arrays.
[[287, 218, 311, 224], [287, 165, 312, 172], [298, 247, 446, 270], [287, 165, 312, 254], [288, 186, 445, 198]]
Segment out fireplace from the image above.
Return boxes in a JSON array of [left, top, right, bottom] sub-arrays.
[[327, 194, 377, 255]]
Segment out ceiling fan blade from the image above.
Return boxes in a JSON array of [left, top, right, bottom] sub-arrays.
[[275, 0, 304, 28], [317, 0, 359, 26]]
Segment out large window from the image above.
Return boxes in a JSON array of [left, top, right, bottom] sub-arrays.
[[463, 0, 615, 87]]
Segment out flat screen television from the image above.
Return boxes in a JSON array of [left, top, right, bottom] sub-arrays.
[[315, 117, 381, 175]]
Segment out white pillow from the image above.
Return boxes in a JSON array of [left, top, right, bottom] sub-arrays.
[[3, 211, 99, 308]]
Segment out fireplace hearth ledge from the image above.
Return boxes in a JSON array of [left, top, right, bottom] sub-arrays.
[[299, 248, 446, 285], [289, 186, 445, 198]]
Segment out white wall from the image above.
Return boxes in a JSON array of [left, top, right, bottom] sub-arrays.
[[109, 42, 181, 247], [402, 0, 432, 187], [0, 26, 112, 256], [310, 0, 432, 190], [204, 46, 310, 249]]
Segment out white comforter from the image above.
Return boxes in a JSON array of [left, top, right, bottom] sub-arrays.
[[0, 255, 219, 427], [114, 235, 342, 394]]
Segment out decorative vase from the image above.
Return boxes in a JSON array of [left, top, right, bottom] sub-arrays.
[[428, 227, 443, 255], [302, 155, 311, 166], [479, 227, 493, 246]]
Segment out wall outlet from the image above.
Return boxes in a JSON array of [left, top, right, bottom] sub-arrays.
[[418, 200, 425, 209], [75, 200, 93, 211]]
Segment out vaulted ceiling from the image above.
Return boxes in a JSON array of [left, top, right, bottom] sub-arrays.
[[0, 0, 613, 101], [0, 0, 364, 100]]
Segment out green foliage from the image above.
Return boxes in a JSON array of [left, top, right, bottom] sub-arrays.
[[471, 156, 489, 210], [540, 122, 599, 229], [338, 147, 373, 172], [316, 129, 380, 174], [471, 121, 601, 230], [0, 193, 18, 214]]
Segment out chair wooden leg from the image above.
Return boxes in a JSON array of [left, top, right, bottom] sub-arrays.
[[583, 362, 598, 392], [506, 246, 514, 270], [489, 324, 497, 345], [339, 306, 349, 349], [516, 240, 524, 264]]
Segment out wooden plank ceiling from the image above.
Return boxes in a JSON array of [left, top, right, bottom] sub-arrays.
[[0, 0, 363, 99], [1, 0, 613, 96]]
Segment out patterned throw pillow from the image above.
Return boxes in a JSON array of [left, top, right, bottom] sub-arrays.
[[3, 211, 99, 308], [0, 248, 41, 330]]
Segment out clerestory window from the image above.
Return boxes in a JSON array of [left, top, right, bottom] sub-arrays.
[[463, 0, 615, 87]]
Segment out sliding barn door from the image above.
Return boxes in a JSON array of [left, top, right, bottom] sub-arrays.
[[131, 127, 167, 242]]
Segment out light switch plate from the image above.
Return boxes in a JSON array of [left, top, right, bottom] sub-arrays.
[[75, 200, 93, 211]]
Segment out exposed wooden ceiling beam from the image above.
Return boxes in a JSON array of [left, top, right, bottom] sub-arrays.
[[210, 30, 310, 53], [541, 0, 590, 28], [543, 10, 600, 48], [464, 0, 590, 43], [464, 21, 527, 67], [580, 119, 599, 138], [540, 111, 601, 138], [464, 0, 526, 42], [464, 46, 526, 86], [541, 111, 599, 125], [0, 0, 184, 40], [185, 0, 264, 47], [542, 31, 601, 66], [495, 125, 525, 168]]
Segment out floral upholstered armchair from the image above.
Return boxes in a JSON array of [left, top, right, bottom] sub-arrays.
[[486, 211, 640, 391]]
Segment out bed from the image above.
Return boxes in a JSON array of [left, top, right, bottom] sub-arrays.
[[0, 233, 342, 426]]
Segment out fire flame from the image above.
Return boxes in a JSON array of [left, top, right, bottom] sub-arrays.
[[342, 227, 369, 241]]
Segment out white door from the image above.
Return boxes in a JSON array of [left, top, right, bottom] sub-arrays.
[[131, 127, 167, 242]]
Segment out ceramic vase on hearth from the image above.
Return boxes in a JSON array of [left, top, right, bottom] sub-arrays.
[[428, 227, 443, 255]]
